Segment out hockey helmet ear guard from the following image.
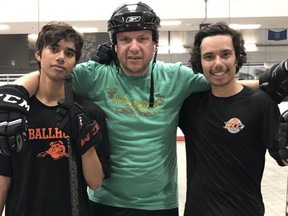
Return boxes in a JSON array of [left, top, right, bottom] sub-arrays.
[[107, 2, 161, 44]]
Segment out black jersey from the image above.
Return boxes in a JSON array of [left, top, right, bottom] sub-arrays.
[[179, 86, 282, 216], [0, 94, 110, 216]]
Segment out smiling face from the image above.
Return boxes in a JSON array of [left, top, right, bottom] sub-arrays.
[[35, 39, 76, 81], [200, 34, 238, 92], [114, 30, 156, 77]]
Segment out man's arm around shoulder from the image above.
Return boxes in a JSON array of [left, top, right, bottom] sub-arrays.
[[13, 71, 40, 97]]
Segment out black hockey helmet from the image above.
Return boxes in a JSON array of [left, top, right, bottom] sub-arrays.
[[107, 2, 161, 45]]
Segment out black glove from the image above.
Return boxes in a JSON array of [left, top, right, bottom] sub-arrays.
[[259, 59, 288, 103], [91, 42, 115, 64], [57, 99, 102, 155], [0, 85, 30, 156], [279, 111, 288, 160]]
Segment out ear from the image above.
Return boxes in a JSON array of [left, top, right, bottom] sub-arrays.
[[35, 50, 41, 61], [114, 45, 118, 54], [154, 44, 158, 52]]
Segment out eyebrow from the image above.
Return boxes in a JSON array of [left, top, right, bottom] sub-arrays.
[[67, 47, 76, 54], [203, 48, 233, 54], [221, 49, 233, 52], [50, 43, 76, 53]]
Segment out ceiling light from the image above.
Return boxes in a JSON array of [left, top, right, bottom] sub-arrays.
[[28, 33, 38, 41], [73, 27, 98, 33], [0, 24, 10, 30], [229, 24, 261, 29], [160, 21, 182, 26]]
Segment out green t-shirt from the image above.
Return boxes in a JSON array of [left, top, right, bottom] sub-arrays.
[[72, 60, 210, 210]]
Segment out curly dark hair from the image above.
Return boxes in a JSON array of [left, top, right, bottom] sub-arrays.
[[189, 22, 247, 74]]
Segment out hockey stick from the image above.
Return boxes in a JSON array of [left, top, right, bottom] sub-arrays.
[[65, 75, 80, 216]]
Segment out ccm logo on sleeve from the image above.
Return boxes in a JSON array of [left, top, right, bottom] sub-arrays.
[[0, 94, 30, 111]]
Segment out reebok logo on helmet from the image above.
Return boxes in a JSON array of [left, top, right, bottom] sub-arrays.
[[125, 16, 141, 23]]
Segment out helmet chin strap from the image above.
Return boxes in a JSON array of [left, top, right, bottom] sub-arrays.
[[148, 48, 158, 108]]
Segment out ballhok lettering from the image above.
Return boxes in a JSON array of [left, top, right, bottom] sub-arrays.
[[28, 127, 68, 139], [0, 93, 30, 111]]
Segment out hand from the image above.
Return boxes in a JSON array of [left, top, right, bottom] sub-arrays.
[[0, 85, 30, 156], [91, 42, 115, 64], [259, 59, 288, 103], [57, 99, 103, 155]]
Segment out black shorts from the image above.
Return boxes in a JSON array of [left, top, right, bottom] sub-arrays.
[[89, 201, 179, 216]]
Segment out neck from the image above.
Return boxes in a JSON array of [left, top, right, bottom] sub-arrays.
[[120, 65, 149, 77], [211, 80, 243, 97], [35, 76, 65, 106]]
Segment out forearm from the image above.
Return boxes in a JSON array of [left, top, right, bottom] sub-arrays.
[[13, 71, 40, 97], [237, 80, 259, 89], [81, 147, 104, 190], [0, 175, 11, 214]]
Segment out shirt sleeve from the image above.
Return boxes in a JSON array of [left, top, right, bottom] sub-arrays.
[[0, 154, 12, 177]]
